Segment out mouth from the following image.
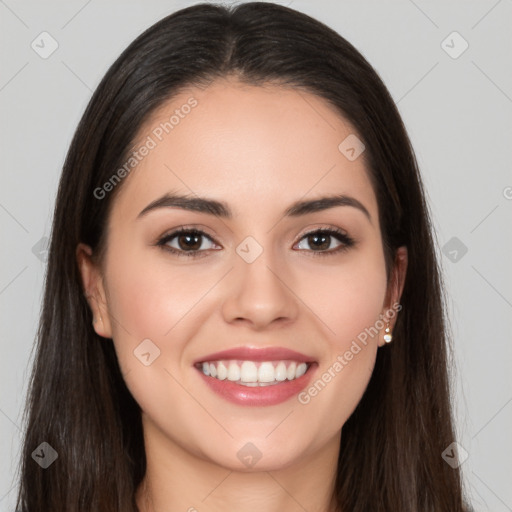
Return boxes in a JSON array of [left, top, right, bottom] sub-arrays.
[[193, 346, 317, 406], [195, 359, 312, 386]]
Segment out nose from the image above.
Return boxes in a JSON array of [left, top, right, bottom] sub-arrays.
[[221, 249, 299, 331]]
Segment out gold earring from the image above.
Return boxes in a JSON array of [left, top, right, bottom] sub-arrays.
[[383, 321, 393, 343]]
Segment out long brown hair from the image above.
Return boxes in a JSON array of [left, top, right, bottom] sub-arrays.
[[15, 2, 470, 510]]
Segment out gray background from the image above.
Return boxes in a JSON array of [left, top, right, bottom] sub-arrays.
[[1, 0, 511, 510]]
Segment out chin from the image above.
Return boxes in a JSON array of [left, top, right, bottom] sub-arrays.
[[197, 436, 311, 473]]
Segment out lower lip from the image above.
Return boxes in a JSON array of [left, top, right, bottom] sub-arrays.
[[196, 363, 317, 406]]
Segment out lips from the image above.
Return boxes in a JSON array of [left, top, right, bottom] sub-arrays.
[[193, 346, 317, 406], [194, 346, 316, 365]]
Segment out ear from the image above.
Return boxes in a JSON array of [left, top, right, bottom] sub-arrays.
[[76, 243, 113, 338], [378, 246, 408, 347]]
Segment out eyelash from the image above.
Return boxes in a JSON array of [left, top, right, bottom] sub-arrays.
[[156, 226, 355, 259]]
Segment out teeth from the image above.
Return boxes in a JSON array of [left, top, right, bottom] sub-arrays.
[[258, 362, 275, 383], [227, 362, 241, 381], [275, 361, 287, 381], [240, 361, 258, 383], [286, 362, 296, 380], [216, 361, 228, 380], [199, 359, 311, 384], [296, 362, 307, 377]]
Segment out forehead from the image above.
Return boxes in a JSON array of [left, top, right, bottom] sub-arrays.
[[112, 78, 378, 223]]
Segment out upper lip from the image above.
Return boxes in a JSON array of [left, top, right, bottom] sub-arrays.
[[194, 346, 316, 364]]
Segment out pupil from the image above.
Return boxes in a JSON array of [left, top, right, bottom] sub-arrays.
[[179, 233, 201, 250], [310, 233, 329, 250]]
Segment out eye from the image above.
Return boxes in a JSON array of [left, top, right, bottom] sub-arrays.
[[294, 228, 355, 256], [156, 228, 220, 258]]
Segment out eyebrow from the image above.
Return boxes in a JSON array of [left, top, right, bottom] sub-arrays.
[[137, 192, 372, 223]]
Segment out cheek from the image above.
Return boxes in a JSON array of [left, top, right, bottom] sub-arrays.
[[294, 246, 387, 423], [102, 247, 215, 426], [110, 265, 194, 334], [102, 244, 216, 370], [299, 245, 388, 351]]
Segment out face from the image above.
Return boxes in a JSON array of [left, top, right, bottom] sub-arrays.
[[78, 77, 407, 472]]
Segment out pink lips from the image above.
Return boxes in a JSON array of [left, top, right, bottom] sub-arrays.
[[194, 346, 317, 407], [194, 346, 315, 365]]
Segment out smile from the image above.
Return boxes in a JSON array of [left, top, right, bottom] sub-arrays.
[[198, 359, 310, 386], [193, 347, 317, 406]]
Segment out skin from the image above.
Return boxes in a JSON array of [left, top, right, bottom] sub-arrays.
[[78, 77, 407, 512]]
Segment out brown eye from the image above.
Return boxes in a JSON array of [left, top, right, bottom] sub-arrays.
[[176, 232, 203, 251], [303, 232, 332, 251], [157, 228, 220, 257], [295, 229, 355, 255]]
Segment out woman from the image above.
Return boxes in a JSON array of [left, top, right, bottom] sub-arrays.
[[15, 2, 471, 511]]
